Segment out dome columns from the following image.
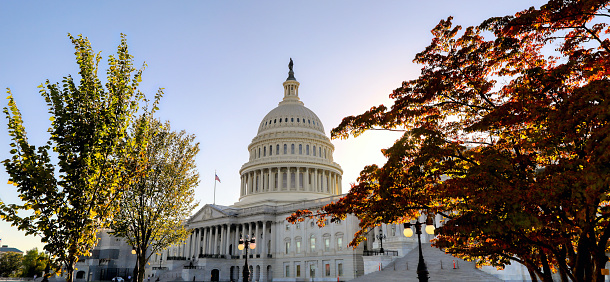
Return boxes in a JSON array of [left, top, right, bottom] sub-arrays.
[[239, 167, 342, 198]]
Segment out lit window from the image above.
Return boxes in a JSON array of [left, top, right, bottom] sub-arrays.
[[310, 235, 316, 252], [296, 241, 301, 253], [325, 263, 330, 276]]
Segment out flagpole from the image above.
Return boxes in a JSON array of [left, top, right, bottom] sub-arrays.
[[214, 170, 217, 205]]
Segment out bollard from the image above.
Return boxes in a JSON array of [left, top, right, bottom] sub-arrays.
[[453, 260, 456, 269], [440, 260, 443, 269]]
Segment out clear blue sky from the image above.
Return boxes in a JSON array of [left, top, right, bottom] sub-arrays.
[[0, 0, 547, 253]]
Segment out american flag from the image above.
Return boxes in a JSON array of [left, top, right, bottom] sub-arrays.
[[215, 174, 221, 183]]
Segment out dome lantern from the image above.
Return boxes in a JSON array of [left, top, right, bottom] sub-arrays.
[[282, 58, 301, 104]]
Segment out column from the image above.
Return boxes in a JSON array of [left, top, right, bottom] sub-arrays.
[[297, 167, 301, 190], [255, 221, 260, 256], [314, 169, 318, 192], [287, 167, 292, 190], [248, 172, 253, 194]]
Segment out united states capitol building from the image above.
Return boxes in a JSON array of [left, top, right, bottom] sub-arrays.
[[75, 62, 527, 282]]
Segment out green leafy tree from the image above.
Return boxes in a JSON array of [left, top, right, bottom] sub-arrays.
[[0, 252, 23, 277], [20, 248, 48, 278], [289, 1, 610, 281], [0, 34, 161, 282], [111, 118, 199, 282]]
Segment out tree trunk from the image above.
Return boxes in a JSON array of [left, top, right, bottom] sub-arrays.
[[65, 255, 78, 282], [135, 248, 148, 282]]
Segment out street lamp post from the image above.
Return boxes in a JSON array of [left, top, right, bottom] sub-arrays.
[[376, 228, 387, 254], [403, 214, 435, 282], [238, 234, 256, 282], [159, 255, 163, 269]]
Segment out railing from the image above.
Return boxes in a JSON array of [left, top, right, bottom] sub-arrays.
[[197, 254, 226, 259], [363, 249, 398, 256], [183, 265, 204, 270], [152, 267, 168, 270], [166, 256, 186, 260]]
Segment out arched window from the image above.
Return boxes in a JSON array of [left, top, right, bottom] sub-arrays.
[[313, 146, 316, 156], [258, 148, 261, 158], [319, 147, 322, 157], [324, 149, 327, 158], [291, 144, 295, 154], [274, 119, 277, 123], [285, 118, 288, 122], [277, 144, 280, 155], [284, 144, 288, 154], [263, 147, 266, 157], [299, 144, 302, 155], [269, 145, 272, 155], [306, 145, 310, 155]]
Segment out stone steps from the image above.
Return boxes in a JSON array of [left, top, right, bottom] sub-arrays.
[[351, 244, 502, 282]]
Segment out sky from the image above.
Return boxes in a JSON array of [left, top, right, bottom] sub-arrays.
[[0, 0, 547, 253]]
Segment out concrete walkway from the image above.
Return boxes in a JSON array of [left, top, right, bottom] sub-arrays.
[[351, 244, 502, 282]]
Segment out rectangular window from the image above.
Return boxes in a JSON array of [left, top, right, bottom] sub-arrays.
[[285, 265, 290, 277], [296, 264, 301, 277], [285, 241, 290, 254], [337, 237, 343, 250], [296, 223, 300, 229], [296, 241, 301, 253], [286, 224, 290, 231], [324, 237, 330, 251], [338, 263, 343, 276], [325, 263, 331, 276], [310, 237, 316, 252], [282, 173, 287, 188], [299, 173, 303, 188], [310, 264, 316, 278]]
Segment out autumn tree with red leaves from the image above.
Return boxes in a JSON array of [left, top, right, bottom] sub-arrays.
[[288, 1, 610, 281]]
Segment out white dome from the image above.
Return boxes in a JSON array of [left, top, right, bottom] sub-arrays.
[[235, 60, 342, 208], [257, 103, 325, 135]]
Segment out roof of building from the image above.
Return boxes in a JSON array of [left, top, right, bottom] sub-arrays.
[[0, 245, 23, 254]]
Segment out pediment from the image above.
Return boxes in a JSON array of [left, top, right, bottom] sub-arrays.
[[190, 204, 227, 223]]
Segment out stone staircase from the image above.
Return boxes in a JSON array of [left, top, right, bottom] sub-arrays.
[[351, 244, 502, 282]]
